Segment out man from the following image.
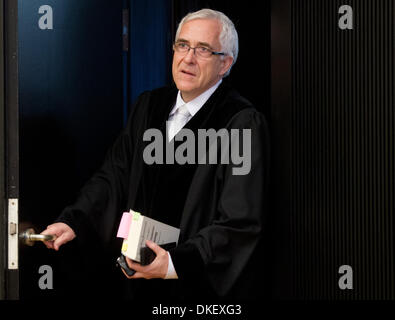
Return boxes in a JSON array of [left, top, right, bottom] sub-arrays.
[[42, 9, 270, 301]]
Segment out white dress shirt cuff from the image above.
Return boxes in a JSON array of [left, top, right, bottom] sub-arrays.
[[165, 252, 178, 279]]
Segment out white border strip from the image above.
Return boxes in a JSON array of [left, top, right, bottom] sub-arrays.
[[8, 198, 18, 270]]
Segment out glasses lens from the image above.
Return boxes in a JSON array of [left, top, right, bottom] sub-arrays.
[[196, 47, 211, 58], [175, 43, 188, 52]]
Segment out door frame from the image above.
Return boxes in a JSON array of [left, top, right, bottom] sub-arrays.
[[0, 0, 6, 300], [1, 0, 19, 300]]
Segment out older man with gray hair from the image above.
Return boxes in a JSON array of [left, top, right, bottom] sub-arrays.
[[42, 8, 270, 301]]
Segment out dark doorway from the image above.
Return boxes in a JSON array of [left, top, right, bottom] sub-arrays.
[[17, 0, 124, 299]]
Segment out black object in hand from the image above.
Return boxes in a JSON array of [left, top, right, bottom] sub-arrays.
[[140, 242, 177, 266], [116, 254, 136, 277]]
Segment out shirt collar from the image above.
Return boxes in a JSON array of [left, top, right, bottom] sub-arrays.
[[170, 79, 222, 117]]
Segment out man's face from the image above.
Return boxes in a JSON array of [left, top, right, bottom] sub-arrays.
[[172, 19, 233, 102]]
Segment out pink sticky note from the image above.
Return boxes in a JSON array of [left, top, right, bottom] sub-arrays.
[[116, 212, 132, 239]]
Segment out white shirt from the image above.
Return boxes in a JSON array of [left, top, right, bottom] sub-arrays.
[[164, 79, 222, 279], [167, 80, 222, 141]]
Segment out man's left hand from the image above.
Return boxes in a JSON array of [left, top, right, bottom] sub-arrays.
[[122, 240, 169, 279]]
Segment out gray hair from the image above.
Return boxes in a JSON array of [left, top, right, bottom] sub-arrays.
[[175, 9, 239, 77]]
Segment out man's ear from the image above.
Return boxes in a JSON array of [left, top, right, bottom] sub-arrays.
[[219, 56, 234, 76]]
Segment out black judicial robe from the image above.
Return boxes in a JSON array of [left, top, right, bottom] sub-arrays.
[[56, 81, 271, 301]]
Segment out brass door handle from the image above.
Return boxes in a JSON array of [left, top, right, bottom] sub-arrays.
[[19, 228, 57, 246]]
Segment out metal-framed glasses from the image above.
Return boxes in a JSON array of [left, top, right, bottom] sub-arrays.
[[173, 42, 225, 58]]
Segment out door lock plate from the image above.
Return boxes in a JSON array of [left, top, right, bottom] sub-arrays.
[[8, 199, 18, 270]]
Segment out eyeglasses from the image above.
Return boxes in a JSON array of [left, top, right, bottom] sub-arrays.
[[173, 42, 225, 58]]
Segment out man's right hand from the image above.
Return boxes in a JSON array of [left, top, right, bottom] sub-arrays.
[[41, 222, 76, 251]]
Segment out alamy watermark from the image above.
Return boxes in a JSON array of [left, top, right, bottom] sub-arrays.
[[38, 264, 53, 290], [338, 264, 353, 290], [143, 122, 252, 175]]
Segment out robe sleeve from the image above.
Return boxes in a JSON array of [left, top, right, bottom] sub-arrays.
[[55, 92, 150, 246], [169, 109, 271, 297]]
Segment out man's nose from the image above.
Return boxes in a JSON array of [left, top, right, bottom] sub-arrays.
[[183, 47, 197, 63]]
